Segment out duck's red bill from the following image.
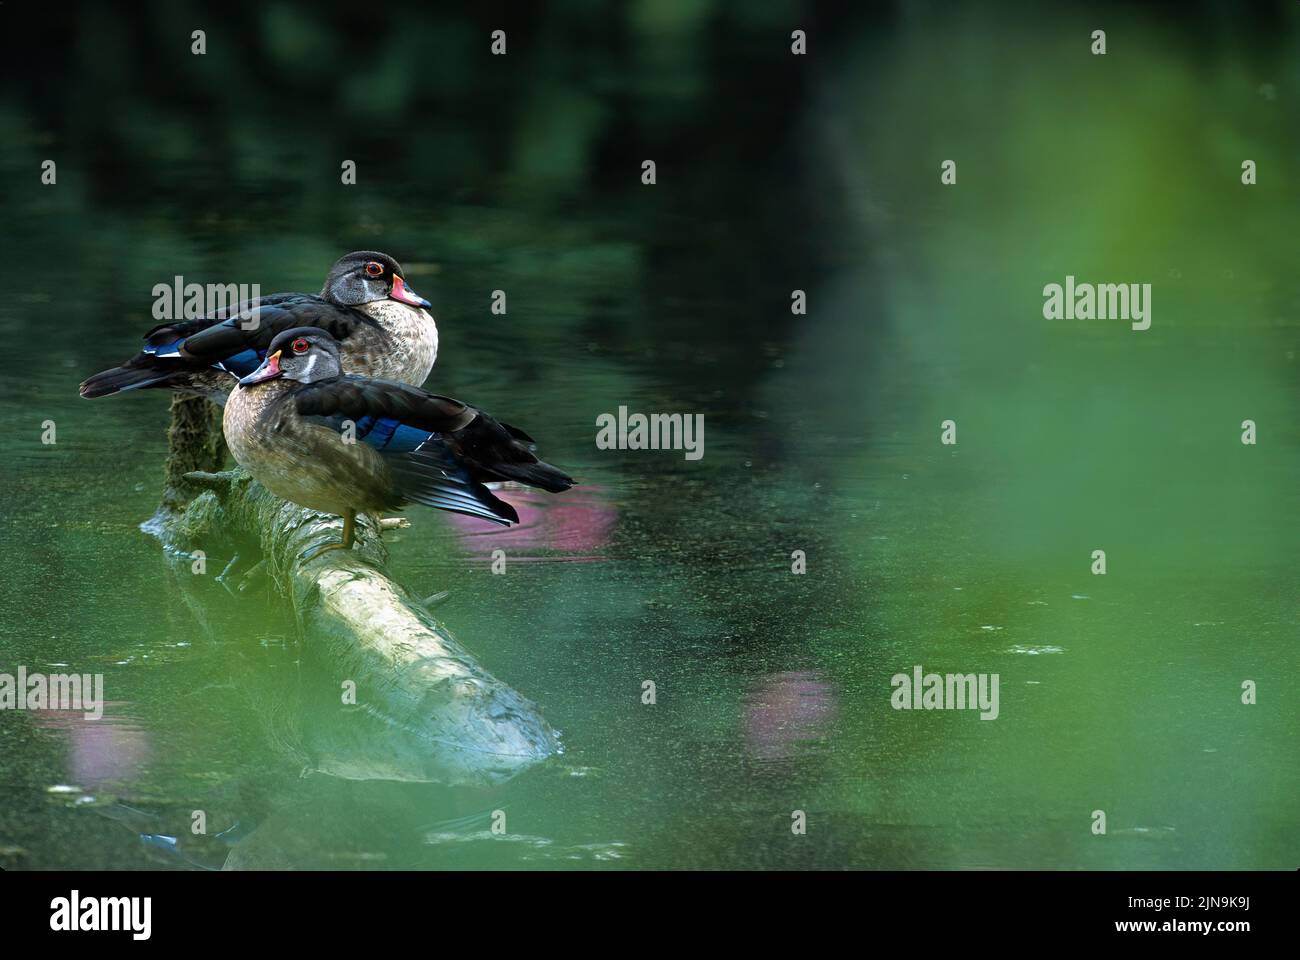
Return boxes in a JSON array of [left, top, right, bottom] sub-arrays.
[[389, 275, 431, 308], [239, 350, 282, 386]]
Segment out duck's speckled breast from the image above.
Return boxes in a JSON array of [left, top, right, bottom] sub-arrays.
[[349, 301, 438, 385]]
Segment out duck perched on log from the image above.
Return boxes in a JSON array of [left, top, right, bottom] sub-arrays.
[[79, 251, 438, 403], [223, 327, 574, 553]]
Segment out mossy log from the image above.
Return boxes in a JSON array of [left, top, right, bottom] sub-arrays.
[[154, 400, 562, 787], [158, 396, 227, 513]]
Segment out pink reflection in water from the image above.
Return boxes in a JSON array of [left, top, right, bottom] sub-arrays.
[[445, 484, 618, 558], [744, 671, 837, 761], [31, 704, 150, 788]]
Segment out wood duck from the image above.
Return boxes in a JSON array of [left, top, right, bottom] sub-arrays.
[[79, 252, 438, 403], [223, 327, 574, 552]]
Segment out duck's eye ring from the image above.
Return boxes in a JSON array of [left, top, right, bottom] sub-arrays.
[[364, 261, 384, 277], [291, 338, 310, 354]]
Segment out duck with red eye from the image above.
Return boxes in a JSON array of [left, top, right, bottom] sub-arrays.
[[224, 327, 573, 556], [80, 250, 438, 404]]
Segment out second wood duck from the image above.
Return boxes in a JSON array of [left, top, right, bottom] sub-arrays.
[[223, 326, 574, 553], [79, 251, 438, 403]]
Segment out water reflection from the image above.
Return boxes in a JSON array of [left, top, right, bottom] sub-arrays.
[[744, 671, 837, 763], [446, 485, 618, 559], [33, 706, 151, 789]]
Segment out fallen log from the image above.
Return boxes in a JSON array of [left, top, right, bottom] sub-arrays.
[[151, 398, 562, 788]]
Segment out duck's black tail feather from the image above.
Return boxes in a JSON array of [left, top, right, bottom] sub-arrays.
[[483, 459, 574, 493], [78, 363, 178, 398], [450, 414, 575, 492], [389, 452, 520, 525]]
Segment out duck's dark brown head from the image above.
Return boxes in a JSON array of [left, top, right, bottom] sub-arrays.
[[239, 327, 344, 387], [320, 251, 430, 309]]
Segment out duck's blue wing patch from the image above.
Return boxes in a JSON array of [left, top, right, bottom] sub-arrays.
[[360, 417, 437, 453], [143, 331, 263, 376], [300, 413, 436, 453], [296, 413, 515, 524], [142, 337, 185, 359], [214, 349, 262, 377]]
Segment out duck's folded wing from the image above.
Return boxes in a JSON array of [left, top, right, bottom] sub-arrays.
[[293, 377, 479, 433], [294, 379, 517, 525], [385, 447, 519, 525], [79, 310, 238, 397], [80, 295, 370, 398], [302, 378, 576, 494], [169, 295, 379, 377]]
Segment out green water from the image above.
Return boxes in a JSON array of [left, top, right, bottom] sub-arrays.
[[1, 2, 1297, 869]]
